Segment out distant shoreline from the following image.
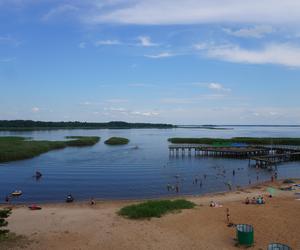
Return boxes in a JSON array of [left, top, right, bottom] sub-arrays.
[[1, 120, 300, 131]]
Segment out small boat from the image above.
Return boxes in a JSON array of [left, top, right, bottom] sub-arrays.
[[28, 204, 42, 210], [11, 190, 22, 196], [35, 171, 42, 178], [66, 194, 74, 203]]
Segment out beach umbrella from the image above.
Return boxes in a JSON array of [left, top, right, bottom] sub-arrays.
[[267, 187, 276, 196]]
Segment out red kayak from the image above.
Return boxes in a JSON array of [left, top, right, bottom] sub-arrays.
[[28, 205, 42, 210]]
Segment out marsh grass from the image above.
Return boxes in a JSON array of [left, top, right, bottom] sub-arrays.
[[104, 137, 129, 145], [118, 199, 196, 219], [0, 136, 100, 163]]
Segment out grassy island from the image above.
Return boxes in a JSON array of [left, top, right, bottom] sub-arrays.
[[104, 137, 129, 145], [168, 137, 300, 146], [0, 136, 100, 163], [118, 199, 196, 219]]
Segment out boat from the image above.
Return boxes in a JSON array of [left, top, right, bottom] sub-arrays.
[[66, 194, 74, 203], [11, 190, 22, 196], [28, 204, 42, 210], [35, 171, 42, 178]]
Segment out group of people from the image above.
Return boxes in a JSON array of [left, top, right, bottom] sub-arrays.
[[166, 183, 180, 193], [245, 195, 266, 205], [210, 200, 223, 208]]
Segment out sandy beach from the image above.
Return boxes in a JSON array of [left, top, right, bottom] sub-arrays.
[[1, 180, 300, 250]]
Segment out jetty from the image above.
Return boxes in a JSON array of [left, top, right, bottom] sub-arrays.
[[168, 144, 269, 158], [168, 144, 300, 168]]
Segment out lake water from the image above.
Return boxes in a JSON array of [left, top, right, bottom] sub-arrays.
[[0, 126, 300, 203]]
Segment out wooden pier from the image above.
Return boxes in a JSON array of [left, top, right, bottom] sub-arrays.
[[249, 152, 300, 168], [168, 144, 269, 158], [168, 144, 300, 168]]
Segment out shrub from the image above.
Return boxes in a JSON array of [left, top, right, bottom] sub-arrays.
[[104, 137, 129, 145], [118, 199, 195, 219]]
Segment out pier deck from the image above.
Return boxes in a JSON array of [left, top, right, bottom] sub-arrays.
[[168, 144, 269, 158], [168, 144, 300, 168]]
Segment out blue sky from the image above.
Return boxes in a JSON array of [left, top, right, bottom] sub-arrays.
[[1, 0, 300, 124]]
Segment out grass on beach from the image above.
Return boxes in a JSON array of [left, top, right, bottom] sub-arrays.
[[0, 233, 31, 249], [168, 137, 300, 146], [0, 136, 100, 163], [104, 137, 129, 145], [118, 199, 196, 219]]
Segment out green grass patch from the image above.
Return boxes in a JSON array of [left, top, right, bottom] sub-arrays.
[[118, 199, 196, 219], [0, 233, 32, 249], [168, 137, 300, 146], [0, 136, 100, 163], [104, 137, 129, 145]]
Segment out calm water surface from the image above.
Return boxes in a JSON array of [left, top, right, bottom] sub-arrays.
[[0, 127, 300, 203]]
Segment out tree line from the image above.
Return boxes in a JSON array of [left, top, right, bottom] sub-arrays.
[[0, 120, 175, 129]]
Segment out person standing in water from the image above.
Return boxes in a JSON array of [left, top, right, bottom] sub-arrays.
[[232, 170, 235, 176]]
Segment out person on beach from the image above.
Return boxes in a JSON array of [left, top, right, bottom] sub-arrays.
[[90, 197, 95, 205], [5, 195, 9, 203], [167, 183, 171, 191], [271, 175, 274, 182], [226, 208, 230, 224], [232, 170, 235, 176], [274, 172, 278, 180], [175, 184, 179, 193], [245, 197, 250, 204]]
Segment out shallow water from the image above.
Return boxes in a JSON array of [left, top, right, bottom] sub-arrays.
[[0, 126, 300, 203]]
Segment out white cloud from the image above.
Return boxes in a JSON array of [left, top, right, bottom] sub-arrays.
[[42, 4, 79, 21], [208, 83, 231, 92], [80, 101, 92, 105], [131, 111, 159, 117], [161, 94, 226, 104], [105, 99, 129, 103], [137, 36, 158, 47], [223, 25, 274, 38], [88, 0, 300, 25], [144, 52, 174, 59], [94, 40, 121, 46], [78, 42, 86, 49], [104, 107, 159, 117], [0, 35, 21, 46], [128, 83, 155, 87], [31, 107, 40, 113], [194, 42, 300, 68]]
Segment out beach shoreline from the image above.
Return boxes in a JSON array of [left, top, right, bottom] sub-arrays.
[[1, 179, 299, 250]]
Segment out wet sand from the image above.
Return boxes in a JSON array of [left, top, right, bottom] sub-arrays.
[[1, 180, 300, 250]]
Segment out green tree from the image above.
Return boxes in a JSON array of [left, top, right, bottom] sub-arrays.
[[0, 209, 11, 237]]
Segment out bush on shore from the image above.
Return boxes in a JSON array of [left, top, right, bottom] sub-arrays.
[[118, 199, 196, 219]]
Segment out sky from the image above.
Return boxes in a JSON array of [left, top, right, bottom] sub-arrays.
[[0, 0, 300, 125]]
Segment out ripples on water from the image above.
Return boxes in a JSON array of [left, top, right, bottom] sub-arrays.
[[0, 127, 300, 203]]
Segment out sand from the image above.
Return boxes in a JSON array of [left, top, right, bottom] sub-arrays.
[[1, 180, 300, 250]]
